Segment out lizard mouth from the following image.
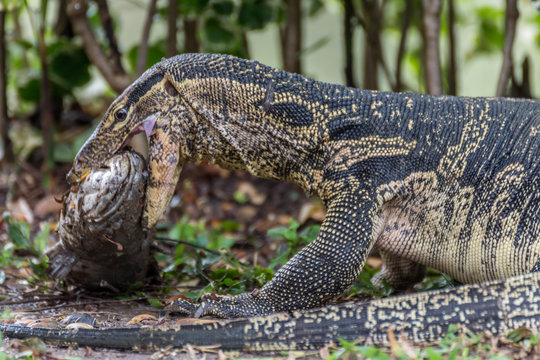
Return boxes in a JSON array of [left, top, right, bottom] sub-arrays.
[[120, 115, 157, 149]]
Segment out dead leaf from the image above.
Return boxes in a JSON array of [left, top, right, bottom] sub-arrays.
[[66, 322, 95, 329], [7, 198, 34, 223], [237, 206, 257, 220], [34, 195, 63, 217], [176, 318, 219, 325], [236, 182, 266, 205], [298, 202, 326, 224], [366, 256, 382, 269], [127, 314, 157, 325], [166, 294, 190, 303], [27, 318, 58, 328], [387, 329, 401, 355], [319, 343, 332, 359]]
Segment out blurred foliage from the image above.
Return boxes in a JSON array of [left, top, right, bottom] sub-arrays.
[[266, 219, 319, 270], [4, 0, 540, 164], [1, 212, 49, 283]]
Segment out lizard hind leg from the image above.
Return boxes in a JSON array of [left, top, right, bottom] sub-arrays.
[[143, 120, 184, 229], [370, 250, 426, 290]]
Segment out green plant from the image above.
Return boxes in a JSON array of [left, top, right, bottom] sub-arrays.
[[266, 219, 319, 270], [1, 212, 49, 280]]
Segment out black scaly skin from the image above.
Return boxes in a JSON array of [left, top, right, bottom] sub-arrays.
[[1, 272, 539, 350], [63, 53, 539, 319]]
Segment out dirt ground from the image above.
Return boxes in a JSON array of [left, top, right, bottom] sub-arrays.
[[1, 158, 324, 359]]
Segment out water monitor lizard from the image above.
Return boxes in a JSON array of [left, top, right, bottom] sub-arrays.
[[1, 53, 538, 349]]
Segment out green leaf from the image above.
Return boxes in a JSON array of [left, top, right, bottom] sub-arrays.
[[147, 298, 162, 308], [233, 190, 249, 204], [212, 0, 234, 15], [126, 40, 166, 74], [33, 223, 50, 255], [48, 42, 91, 90], [238, 0, 275, 30], [203, 17, 235, 44], [507, 327, 533, 343], [7, 219, 30, 248], [18, 75, 40, 103], [0, 307, 12, 320], [179, 0, 210, 15]]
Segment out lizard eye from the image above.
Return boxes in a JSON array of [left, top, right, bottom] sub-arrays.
[[115, 108, 127, 121], [164, 80, 179, 97]]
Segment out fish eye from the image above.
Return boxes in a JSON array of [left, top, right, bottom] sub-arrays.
[[115, 108, 127, 121]]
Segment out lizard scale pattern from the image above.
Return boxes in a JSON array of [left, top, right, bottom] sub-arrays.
[[66, 53, 539, 318]]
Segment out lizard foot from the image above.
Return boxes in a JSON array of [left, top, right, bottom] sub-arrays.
[[164, 291, 276, 318]]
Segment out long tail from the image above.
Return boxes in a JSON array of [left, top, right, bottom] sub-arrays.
[[2, 272, 539, 351]]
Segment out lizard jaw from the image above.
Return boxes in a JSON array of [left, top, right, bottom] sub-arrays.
[[121, 115, 157, 149]]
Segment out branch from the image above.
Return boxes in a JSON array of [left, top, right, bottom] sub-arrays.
[[394, 0, 412, 92], [166, 0, 178, 57], [357, 0, 394, 90], [183, 18, 199, 53], [38, 14, 54, 170], [67, 0, 131, 93], [282, 0, 302, 73], [136, 0, 158, 76], [422, 0, 443, 94], [94, 0, 124, 75], [496, 0, 519, 97], [54, 0, 73, 37], [0, 10, 8, 161], [510, 56, 531, 98], [447, 0, 457, 95], [343, 0, 356, 87]]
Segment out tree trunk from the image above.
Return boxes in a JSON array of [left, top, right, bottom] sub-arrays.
[[166, 0, 178, 57], [241, 32, 250, 59], [394, 0, 413, 92], [94, 0, 124, 76], [0, 10, 8, 161], [183, 18, 200, 53], [496, 0, 519, 97], [54, 0, 73, 37], [281, 0, 302, 73], [67, 0, 131, 93], [447, 0, 457, 95], [343, 0, 356, 87], [422, 0, 443, 94], [360, 0, 380, 90], [38, 21, 54, 170], [136, 0, 158, 76], [510, 57, 531, 98]]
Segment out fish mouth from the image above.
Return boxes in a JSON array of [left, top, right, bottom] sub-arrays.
[[120, 115, 157, 149]]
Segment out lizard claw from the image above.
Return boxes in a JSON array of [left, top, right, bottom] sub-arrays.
[[165, 292, 275, 319], [164, 297, 199, 316]]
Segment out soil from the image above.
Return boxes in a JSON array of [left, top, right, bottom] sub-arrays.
[[1, 158, 320, 359]]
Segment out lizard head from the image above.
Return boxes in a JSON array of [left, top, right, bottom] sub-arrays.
[[67, 64, 182, 185]]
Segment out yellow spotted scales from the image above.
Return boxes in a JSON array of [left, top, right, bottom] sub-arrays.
[[1, 273, 539, 350], [3, 53, 537, 349]]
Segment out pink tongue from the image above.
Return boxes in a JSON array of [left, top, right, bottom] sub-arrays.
[[142, 116, 157, 141]]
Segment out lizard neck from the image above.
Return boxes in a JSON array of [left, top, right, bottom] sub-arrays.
[[169, 54, 435, 198]]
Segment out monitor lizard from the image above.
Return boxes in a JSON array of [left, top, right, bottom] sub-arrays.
[[64, 53, 539, 319], [1, 53, 539, 349]]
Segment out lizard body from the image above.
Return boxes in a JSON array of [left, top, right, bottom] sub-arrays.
[[67, 53, 540, 318]]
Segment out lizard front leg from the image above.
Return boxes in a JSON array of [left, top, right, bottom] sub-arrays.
[[166, 187, 379, 317], [143, 118, 184, 229]]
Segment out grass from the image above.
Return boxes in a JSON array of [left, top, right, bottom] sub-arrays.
[[1, 212, 539, 358]]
